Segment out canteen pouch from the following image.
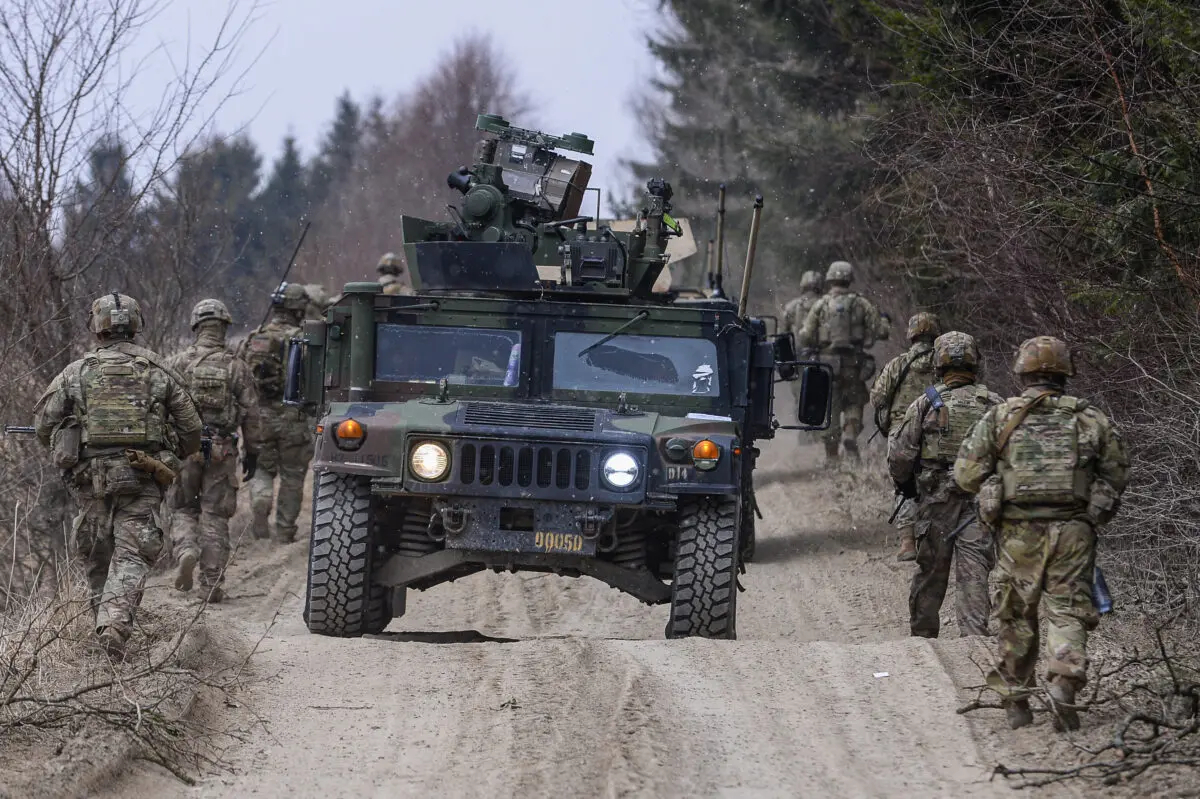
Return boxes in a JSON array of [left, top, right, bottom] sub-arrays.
[[977, 474, 1003, 529], [94, 454, 141, 496], [1087, 480, 1119, 527], [50, 417, 82, 469]]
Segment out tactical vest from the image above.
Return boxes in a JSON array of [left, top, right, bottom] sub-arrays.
[[920, 382, 994, 465], [889, 348, 935, 423], [78, 349, 166, 448], [1001, 395, 1091, 507], [186, 349, 236, 431], [244, 329, 287, 400], [822, 294, 866, 350], [786, 295, 817, 332]]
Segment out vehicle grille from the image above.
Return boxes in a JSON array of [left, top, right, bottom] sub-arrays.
[[460, 402, 597, 433], [459, 442, 592, 491]]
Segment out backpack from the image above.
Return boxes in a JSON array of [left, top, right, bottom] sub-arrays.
[[79, 349, 165, 448], [1001, 395, 1090, 506], [822, 294, 866, 350], [889, 348, 935, 424], [243, 329, 286, 400], [187, 350, 236, 430], [920, 382, 995, 465]]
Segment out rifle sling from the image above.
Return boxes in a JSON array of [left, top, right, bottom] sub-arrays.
[[996, 391, 1055, 455]]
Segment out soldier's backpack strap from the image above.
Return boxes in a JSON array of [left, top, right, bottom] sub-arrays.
[[996, 391, 1055, 454]]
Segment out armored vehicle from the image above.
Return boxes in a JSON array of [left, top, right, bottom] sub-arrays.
[[286, 115, 831, 639]]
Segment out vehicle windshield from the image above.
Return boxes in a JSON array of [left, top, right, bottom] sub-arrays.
[[553, 332, 720, 397], [375, 324, 521, 386]]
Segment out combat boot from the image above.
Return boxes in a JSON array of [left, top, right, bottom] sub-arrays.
[[1048, 679, 1081, 732], [97, 627, 126, 661], [203, 584, 225, 604], [173, 549, 199, 592], [896, 527, 917, 562], [842, 438, 861, 462], [1005, 698, 1033, 729], [823, 439, 840, 465]]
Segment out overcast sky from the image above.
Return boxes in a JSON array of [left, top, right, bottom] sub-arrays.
[[141, 0, 665, 210]]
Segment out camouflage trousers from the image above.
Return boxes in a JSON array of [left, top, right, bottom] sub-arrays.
[[910, 489, 993, 638], [893, 493, 916, 543], [69, 475, 164, 640], [819, 355, 869, 451], [172, 437, 239, 587], [987, 518, 1098, 697], [248, 405, 314, 543]]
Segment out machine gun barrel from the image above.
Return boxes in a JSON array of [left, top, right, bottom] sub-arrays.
[[3, 425, 36, 435], [737, 195, 764, 318]]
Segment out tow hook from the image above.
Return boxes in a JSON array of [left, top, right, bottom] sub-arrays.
[[575, 507, 613, 540], [440, 505, 470, 536]]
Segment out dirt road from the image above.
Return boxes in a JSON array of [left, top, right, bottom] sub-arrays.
[[104, 437, 1022, 798]]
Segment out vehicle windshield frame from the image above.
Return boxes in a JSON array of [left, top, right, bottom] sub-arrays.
[[372, 320, 529, 397]]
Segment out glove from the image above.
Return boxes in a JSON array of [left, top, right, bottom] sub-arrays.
[[895, 476, 918, 500], [242, 453, 258, 482]]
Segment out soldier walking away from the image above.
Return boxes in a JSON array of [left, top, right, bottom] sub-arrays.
[[871, 312, 942, 561], [781, 270, 823, 338], [955, 336, 1128, 732], [888, 332, 1001, 641], [243, 283, 317, 544], [33, 293, 202, 658], [169, 300, 261, 602], [798, 260, 890, 463], [377, 252, 412, 296]]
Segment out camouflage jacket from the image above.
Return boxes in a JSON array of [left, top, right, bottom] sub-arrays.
[[954, 387, 1130, 519], [889, 378, 1002, 502], [380, 275, 413, 296], [797, 286, 889, 353], [870, 341, 936, 433], [781, 291, 820, 337], [167, 337, 262, 454], [34, 339, 203, 458]]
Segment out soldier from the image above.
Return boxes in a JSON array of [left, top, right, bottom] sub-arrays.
[[168, 300, 261, 602], [798, 260, 890, 463], [888, 331, 1001, 640], [243, 283, 316, 544], [302, 283, 332, 320], [955, 336, 1128, 731], [377, 252, 412, 296], [33, 293, 202, 657], [781, 270, 823, 338], [871, 312, 942, 560]]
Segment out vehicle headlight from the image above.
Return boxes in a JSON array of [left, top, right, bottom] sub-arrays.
[[410, 441, 450, 481], [601, 451, 640, 490]]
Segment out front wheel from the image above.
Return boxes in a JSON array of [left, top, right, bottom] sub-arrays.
[[667, 495, 740, 639], [305, 471, 390, 637]]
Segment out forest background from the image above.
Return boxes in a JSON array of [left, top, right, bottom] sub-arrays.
[[1, 0, 1197, 618]]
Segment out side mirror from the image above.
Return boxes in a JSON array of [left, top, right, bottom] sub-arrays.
[[795, 364, 833, 428], [772, 332, 797, 381], [283, 338, 304, 406]]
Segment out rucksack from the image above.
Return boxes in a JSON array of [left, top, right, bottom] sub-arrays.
[[187, 350, 236, 430], [889, 348, 935, 423], [244, 329, 286, 400], [79, 349, 165, 448], [822, 294, 866, 350], [920, 382, 995, 465], [1001, 396, 1090, 506]]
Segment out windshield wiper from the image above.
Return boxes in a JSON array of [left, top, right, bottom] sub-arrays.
[[577, 310, 650, 358]]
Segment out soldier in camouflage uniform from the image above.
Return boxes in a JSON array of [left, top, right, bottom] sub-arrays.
[[34, 293, 202, 657], [781, 270, 823, 338], [798, 260, 890, 462], [377, 252, 412, 296], [871, 312, 942, 561], [889, 332, 1001, 640], [243, 283, 317, 543], [955, 336, 1128, 731], [168, 300, 261, 602]]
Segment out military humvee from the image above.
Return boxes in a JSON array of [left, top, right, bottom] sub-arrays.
[[286, 115, 831, 640]]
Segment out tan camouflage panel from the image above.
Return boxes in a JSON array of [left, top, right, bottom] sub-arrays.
[[781, 291, 820, 338], [172, 438, 240, 587], [870, 341, 935, 433], [908, 469, 993, 638], [248, 403, 315, 542], [168, 335, 261, 449], [987, 518, 1098, 694]]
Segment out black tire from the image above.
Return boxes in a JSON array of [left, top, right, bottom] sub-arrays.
[[667, 495, 739, 639], [305, 471, 390, 637]]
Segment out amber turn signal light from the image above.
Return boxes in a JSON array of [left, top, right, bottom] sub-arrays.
[[692, 439, 719, 471], [336, 419, 364, 440]]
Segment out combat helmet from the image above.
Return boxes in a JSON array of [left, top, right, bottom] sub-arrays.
[[1012, 336, 1074, 377], [906, 312, 941, 342], [89, 292, 143, 336], [377, 252, 403, 276], [799, 270, 822, 293], [190, 298, 233, 329], [825, 260, 854, 285], [932, 331, 979, 373], [271, 281, 309, 312]]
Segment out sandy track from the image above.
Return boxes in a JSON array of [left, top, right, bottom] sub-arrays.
[[103, 436, 1013, 798]]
